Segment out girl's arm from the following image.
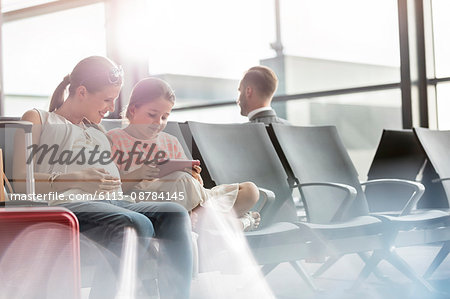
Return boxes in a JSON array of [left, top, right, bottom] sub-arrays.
[[119, 164, 160, 192], [12, 109, 59, 193], [171, 135, 203, 185]]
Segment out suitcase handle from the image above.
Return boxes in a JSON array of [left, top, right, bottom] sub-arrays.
[[0, 120, 33, 133]]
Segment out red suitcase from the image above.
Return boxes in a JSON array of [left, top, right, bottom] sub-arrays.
[[0, 207, 80, 299]]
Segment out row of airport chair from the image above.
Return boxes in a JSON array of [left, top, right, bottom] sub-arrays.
[[103, 119, 450, 293], [359, 128, 450, 280], [185, 122, 450, 293]]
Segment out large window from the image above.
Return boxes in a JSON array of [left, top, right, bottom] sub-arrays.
[[0, 0, 403, 176], [154, 0, 402, 176], [142, 0, 400, 92]]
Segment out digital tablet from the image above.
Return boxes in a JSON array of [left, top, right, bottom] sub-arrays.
[[156, 159, 200, 178]]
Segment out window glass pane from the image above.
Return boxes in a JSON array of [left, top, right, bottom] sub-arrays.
[[4, 95, 48, 117], [144, 0, 274, 79], [172, 89, 402, 178], [2, 3, 106, 116], [437, 83, 450, 129], [280, 0, 400, 93], [432, 0, 450, 78]]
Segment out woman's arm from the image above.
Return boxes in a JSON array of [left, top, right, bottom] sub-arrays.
[[12, 110, 121, 194], [12, 109, 50, 193]]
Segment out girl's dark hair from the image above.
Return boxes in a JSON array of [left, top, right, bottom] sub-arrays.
[[125, 77, 175, 120], [49, 56, 123, 112]]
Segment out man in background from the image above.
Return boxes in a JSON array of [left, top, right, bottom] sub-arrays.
[[237, 65, 289, 124]]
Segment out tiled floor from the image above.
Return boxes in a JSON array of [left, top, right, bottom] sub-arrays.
[[81, 244, 450, 298], [263, 244, 450, 299]]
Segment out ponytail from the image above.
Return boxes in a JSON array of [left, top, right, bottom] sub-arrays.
[[49, 74, 70, 112]]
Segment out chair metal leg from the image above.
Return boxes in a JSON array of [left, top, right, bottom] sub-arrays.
[[351, 251, 382, 290], [423, 242, 450, 279], [261, 263, 279, 276], [312, 255, 341, 277], [358, 252, 391, 283], [385, 250, 436, 293], [312, 252, 392, 282], [289, 261, 321, 292]]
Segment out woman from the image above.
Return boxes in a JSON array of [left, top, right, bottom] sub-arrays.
[[13, 56, 192, 299]]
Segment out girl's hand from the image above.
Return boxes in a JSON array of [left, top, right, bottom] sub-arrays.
[[193, 165, 202, 174], [73, 168, 121, 193], [184, 166, 203, 186]]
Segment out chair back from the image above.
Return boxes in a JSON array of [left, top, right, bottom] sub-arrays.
[[164, 122, 193, 160], [414, 127, 450, 208], [187, 121, 297, 226], [365, 130, 427, 212], [271, 124, 369, 223]]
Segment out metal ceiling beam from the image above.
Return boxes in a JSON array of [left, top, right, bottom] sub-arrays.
[[2, 0, 104, 23]]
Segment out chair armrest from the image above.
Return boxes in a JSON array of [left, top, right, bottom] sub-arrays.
[[432, 177, 450, 183], [298, 182, 357, 222], [360, 179, 425, 216], [254, 187, 276, 213]]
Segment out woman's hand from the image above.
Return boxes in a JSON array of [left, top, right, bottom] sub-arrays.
[[129, 164, 160, 182], [120, 164, 160, 192], [184, 165, 203, 186], [71, 168, 121, 193]]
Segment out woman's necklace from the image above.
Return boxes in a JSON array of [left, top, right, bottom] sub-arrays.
[[79, 122, 94, 145]]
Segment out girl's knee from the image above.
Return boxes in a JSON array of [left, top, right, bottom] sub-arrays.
[[239, 182, 259, 205]]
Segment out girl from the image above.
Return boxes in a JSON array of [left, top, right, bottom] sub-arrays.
[[107, 77, 261, 231], [13, 57, 192, 299]]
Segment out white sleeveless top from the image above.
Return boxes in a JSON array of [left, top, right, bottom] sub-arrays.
[[34, 109, 124, 203]]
